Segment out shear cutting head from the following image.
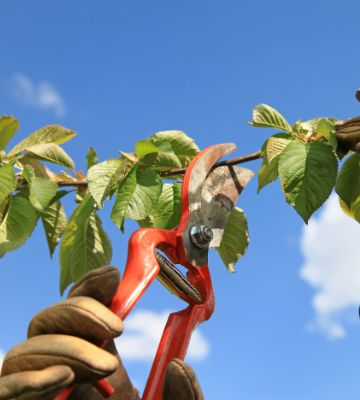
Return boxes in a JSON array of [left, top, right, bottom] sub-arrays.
[[157, 143, 254, 304], [177, 143, 254, 267]]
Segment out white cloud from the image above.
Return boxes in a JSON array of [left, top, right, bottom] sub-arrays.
[[9, 73, 66, 117], [115, 309, 210, 361], [299, 194, 360, 339]]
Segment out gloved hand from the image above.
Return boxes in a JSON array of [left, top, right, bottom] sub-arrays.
[[335, 116, 360, 154], [0, 266, 204, 400]]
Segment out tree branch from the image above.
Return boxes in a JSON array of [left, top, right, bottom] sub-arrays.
[[52, 150, 262, 187], [162, 150, 262, 177], [56, 180, 88, 187]]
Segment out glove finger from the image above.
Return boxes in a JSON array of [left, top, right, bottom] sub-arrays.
[[1, 335, 118, 384], [68, 266, 120, 305], [69, 344, 140, 400], [28, 296, 123, 343], [335, 132, 359, 149], [0, 365, 74, 400], [163, 359, 204, 400]]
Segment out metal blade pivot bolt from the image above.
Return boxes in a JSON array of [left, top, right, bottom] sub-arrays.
[[190, 225, 214, 249]]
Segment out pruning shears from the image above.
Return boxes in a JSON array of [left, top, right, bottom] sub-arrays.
[[56, 143, 254, 400]]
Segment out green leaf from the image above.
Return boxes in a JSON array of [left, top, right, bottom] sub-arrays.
[[279, 141, 338, 223], [350, 197, 360, 223], [250, 104, 292, 134], [111, 165, 163, 230], [41, 200, 67, 256], [139, 183, 182, 229], [216, 207, 249, 272], [22, 164, 36, 183], [257, 133, 292, 192], [301, 117, 337, 132], [19, 156, 53, 179], [339, 196, 360, 223], [29, 177, 58, 213], [140, 151, 182, 171], [25, 143, 74, 169], [135, 139, 165, 158], [136, 134, 193, 171], [292, 119, 308, 137], [149, 130, 199, 167], [265, 133, 292, 163], [0, 116, 19, 151], [0, 165, 16, 203], [86, 147, 98, 170], [0, 197, 10, 223], [59, 196, 112, 294], [119, 151, 137, 163], [316, 118, 338, 150], [9, 125, 76, 156], [0, 196, 38, 257], [335, 153, 360, 209], [258, 157, 279, 192], [88, 158, 131, 207]]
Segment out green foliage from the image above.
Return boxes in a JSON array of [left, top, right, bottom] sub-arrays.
[[139, 183, 182, 229], [0, 107, 358, 293], [257, 158, 279, 192], [86, 147, 98, 170], [59, 196, 112, 294], [151, 131, 199, 164], [111, 165, 163, 230], [24, 143, 74, 169], [278, 141, 337, 223], [0, 116, 19, 151], [249, 104, 293, 134], [216, 207, 249, 272], [139, 130, 199, 170], [0, 120, 75, 263], [339, 196, 360, 223], [41, 200, 67, 257], [28, 177, 58, 213], [336, 153, 360, 211], [0, 196, 38, 257], [265, 134, 293, 162], [0, 165, 16, 203], [8, 125, 76, 156], [251, 104, 345, 223], [88, 158, 130, 207], [257, 133, 293, 192], [316, 118, 337, 150]]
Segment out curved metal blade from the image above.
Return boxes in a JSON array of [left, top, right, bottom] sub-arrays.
[[180, 143, 254, 267], [203, 165, 254, 247]]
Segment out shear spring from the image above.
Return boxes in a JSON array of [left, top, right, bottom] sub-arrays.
[[156, 252, 202, 303]]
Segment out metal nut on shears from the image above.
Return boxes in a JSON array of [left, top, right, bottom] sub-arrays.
[[189, 225, 214, 249]]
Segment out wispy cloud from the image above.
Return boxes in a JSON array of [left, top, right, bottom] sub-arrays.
[[9, 73, 66, 117], [299, 194, 360, 339], [115, 309, 210, 361]]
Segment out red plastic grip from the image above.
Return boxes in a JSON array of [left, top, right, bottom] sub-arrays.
[[55, 228, 177, 400]]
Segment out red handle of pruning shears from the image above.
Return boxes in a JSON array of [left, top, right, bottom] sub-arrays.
[[55, 228, 214, 400], [56, 143, 251, 400]]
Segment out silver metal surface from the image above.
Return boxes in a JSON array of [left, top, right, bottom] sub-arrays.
[[156, 252, 202, 303], [189, 225, 214, 248], [182, 144, 254, 267]]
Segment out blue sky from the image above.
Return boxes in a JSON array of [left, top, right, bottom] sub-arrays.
[[1, 1, 360, 399]]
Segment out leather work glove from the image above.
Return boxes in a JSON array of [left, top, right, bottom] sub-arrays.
[[0, 266, 205, 400], [335, 116, 360, 154]]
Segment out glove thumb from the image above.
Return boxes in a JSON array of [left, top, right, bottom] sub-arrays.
[[163, 359, 204, 400]]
